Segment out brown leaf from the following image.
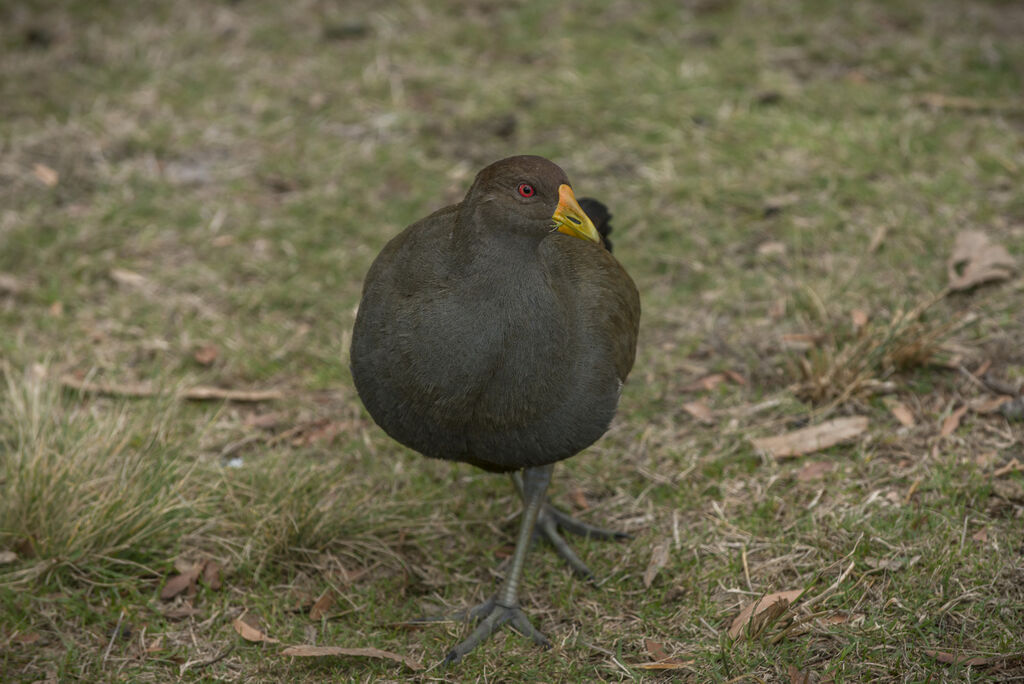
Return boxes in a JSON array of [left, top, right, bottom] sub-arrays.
[[682, 400, 714, 424], [110, 268, 150, 289], [33, 163, 59, 187], [750, 417, 869, 459], [162, 604, 203, 620], [781, 333, 823, 351], [309, 590, 336, 621], [245, 411, 287, 429], [940, 405, 967, 437], [993, 458, 1024, 478], [924, 649, 994, 667], [724, 370, 747, 386], [643, 542, 670, 588], [971, 396, 1011, 414], [947, 230, 1016, 291], [568, 487, 590, 511], [868, 224, 888, 253], [851, 309, 869, 329], [788, 664, 811, 684], [233, 614, 279, 643], [12, 632, 42, 646], [728, 590, 803, 639], [0, 550, 17, 564], [0, 273, 24, 294], [160, 565, 201, 600], [884, 399, 916, 427], [202, 561, 222, 590], [193, 344, 219, 366], [280, 645, 422, 670], [644, 639, 669, 661], [636, 640, 695, 670], [681, 373, 726, 392], [796, 460, 834, 482], [971, 528, 988, 543]]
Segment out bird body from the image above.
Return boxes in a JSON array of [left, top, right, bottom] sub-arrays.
[[352, 157, 638, 472]]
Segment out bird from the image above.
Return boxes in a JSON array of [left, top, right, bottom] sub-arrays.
[[350, 155, 640, 663]]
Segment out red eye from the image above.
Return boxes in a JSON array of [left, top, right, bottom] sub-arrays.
[[517, 183, 535, 198]]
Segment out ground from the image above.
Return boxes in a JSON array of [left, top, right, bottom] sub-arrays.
[[1, 0, 1023, 681]]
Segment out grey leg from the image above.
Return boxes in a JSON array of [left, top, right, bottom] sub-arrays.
[[510, 471, 630, 579], [443, 465, 554, 665]]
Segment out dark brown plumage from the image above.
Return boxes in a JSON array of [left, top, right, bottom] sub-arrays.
[[350, 155, 640, 663]]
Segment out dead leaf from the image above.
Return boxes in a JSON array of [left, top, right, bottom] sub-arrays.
[[0, 550, 17, 564], [160, 565, 201, 600], [757, 241, 787, 257], [635, 640, 695, 669], [193, 344, 219, 366], [796, 460, 834, 482], [947, 230, 1016, 292], [851, 309, 869, 329], [643, 542, 670, 588], [309, 590, 336, 621], [993, 458, 1024, 478], [971, 528, 988, 543], [33, 163, 59, 187], [644, 639, 669, 661], [145, 636, 164, 653], [724, 370, 747, 386], [884, 398, 916, 427], [971, 396, 1011, 414], [682, 400, 714, 424], [925, 649, 994, 667], [110, 268, 150, 289], [681, 373, 726, 392], [568, 488, 590, 511], [781, 333, 824, 351], [162, 604, 203, 620], [202, 561, 222, 590], [48, 301, 63, 317], [729, 589, 802, 639], [11, 632, 42, 646], [245, 411, 286, 429], [868, 224, 888, 253], [233, 614, 279, 644], [788, 664, 811, 684], [280, 645, 422, 670], [750, 416, 869, 459], [0, 273, 23, 295], [940, 405, 967, 437]]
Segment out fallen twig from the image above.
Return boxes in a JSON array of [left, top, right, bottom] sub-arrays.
[[60, 375, 283, 402]]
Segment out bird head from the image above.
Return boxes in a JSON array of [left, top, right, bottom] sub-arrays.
[[462, 155, 602, 244]]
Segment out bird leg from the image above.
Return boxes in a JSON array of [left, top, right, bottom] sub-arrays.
[[510, 470, 629, 579], [442, 464, 554, 665]]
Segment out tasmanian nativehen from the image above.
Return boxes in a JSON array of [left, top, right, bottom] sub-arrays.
[[350, 155, 640, 663]]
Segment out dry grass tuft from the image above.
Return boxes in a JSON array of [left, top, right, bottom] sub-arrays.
[[791, 292, 963, 405], [0, 365, 208, 586]]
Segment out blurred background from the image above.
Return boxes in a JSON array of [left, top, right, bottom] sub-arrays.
[[1, 0, 1022, 681]]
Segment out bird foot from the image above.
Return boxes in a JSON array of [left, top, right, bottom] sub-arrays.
[[442, 597, 550, 666], [534, 502, 630, 579]]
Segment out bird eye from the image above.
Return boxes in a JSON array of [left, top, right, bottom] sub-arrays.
[[517, 183, 535, 198]]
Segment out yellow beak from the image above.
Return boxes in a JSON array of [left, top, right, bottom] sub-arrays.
[[552, 184, 601, 244]]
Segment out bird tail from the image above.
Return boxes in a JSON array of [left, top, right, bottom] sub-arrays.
[[578, 197, 613, 253]]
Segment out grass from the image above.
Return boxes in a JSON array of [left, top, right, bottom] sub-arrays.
[[2, 0, 1023, 681]]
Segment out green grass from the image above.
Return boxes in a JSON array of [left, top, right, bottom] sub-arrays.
[[2, 0, 1023, 680]]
